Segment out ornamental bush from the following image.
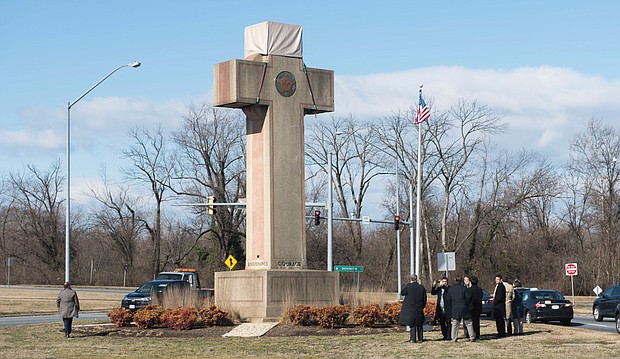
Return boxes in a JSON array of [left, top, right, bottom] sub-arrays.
[[383, 302, 402, 324], [107, 307, 134, 327], [133, 305, 164, 329], [351, 303, 385, 327], [424, 301, 436, 323], [317, 304, 351, 328], [285, 305, 319, 326], [161, 307, 199, 331], [199, 304, 229, 326]]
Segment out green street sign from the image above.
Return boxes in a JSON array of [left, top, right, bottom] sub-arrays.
[[333, 265, 364, 272]]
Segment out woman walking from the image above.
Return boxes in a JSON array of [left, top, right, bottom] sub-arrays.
[[57, 282, 80, 338]]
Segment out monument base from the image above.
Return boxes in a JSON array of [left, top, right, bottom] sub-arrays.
[[214, 269, 339, 322]]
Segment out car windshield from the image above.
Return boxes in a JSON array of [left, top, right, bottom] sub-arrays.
[[136, 283, 154, 294], [532, 291, 565, 301], [157, 273, 183, 280]]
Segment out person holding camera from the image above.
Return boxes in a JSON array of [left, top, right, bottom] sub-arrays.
[[431, 276, 451, 340]]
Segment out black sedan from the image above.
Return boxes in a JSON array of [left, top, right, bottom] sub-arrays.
[[121, 279, 189, 311], [481, 289, 494, 316], [593, 284, 620, 321], [616, 303, 620, 334], [523, 289, 573, 326]]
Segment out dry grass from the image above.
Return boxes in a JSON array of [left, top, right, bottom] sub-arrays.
[[0, 286, 616, 358], [0, 320, 618, 358], [0, 286, 126, 315]]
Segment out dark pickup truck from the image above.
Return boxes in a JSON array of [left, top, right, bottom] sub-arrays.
[[121, 279, 189, 311]]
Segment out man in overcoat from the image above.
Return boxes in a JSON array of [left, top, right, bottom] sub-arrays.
[[57, 282, 80, 338], [445, 276, 476, 342], [492, 275, 507, 338], [466, 276, 483, 340], [431, 276, 451, 340], [399, 274, 427, 343]]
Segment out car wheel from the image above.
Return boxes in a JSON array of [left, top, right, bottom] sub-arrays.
[[525, 311, 532, 324], [561, 319, 571, 326], [593, 306, 603, 322], [616, 315, 620, 334]]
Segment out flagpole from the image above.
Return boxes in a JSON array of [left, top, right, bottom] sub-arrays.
[[415, 84, 423, 277]]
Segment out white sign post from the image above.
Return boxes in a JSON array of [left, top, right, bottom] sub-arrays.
[[437, 252, 456, 278], [565, 262, 578, 304]]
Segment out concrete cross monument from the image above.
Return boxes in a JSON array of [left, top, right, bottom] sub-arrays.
[[213, 21, 338, 321]]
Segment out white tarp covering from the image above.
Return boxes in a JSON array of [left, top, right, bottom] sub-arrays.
[[244, 21, 303, 59]]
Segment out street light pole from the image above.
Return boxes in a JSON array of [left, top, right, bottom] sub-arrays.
[[395, 161, 402, 296], [65, 61, 140, 283], [327, 152, 334, 271]]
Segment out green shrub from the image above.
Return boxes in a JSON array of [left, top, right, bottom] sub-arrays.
[[161, 307, 199, 331], [285, 305, 319, 326], [351, 303, 385, 327], [199, 304, 229, 326], [317, 304, 351, 329], [133, 305, 164, 329], [107, 307, 134, 327]]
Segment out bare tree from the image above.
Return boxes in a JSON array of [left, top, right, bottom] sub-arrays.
[[567, 118, 620, 285], [122, 124, 174, 276], [429, 99, 506, 253], [3, 163, 64, 283], [171, 103, 246, 270], [87, 175, 144, 284], [306, 115, 385, 263]]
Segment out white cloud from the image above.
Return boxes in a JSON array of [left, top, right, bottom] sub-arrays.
[[0, 128, 62, 151], [334, 66, 620, 161]]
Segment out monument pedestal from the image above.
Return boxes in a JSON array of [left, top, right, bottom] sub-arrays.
[[215, 270, 339, 322]]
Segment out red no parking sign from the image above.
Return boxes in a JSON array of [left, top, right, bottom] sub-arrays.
[[565, 262, 578, 276]]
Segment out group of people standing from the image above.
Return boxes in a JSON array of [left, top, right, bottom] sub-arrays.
[[492, 275, 525, 337], [399, 273, 525, 343]]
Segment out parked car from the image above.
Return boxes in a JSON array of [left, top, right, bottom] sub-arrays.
[[523, 289, 573, 326], [615, 303, 620, 334], [481, 289, 494, 316], [593, 284, 620, 321], [121, 279, 190, 311]]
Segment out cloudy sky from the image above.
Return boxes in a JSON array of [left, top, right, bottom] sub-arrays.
[[2, 1, 620, 217]]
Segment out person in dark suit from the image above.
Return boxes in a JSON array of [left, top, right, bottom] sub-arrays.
[[492, 275, 507, 338], [431, 276, 451, 340], [445, 276, 476, 342], [465, 275, 483, 340], [399, 274, 427, 343]]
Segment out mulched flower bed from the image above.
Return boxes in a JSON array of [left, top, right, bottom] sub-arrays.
[[74, 323, 405, 338]]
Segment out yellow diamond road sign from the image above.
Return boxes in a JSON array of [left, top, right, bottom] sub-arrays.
[[225, 255, 237, 270]]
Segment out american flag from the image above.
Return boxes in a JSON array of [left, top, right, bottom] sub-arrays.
[[414, 93, 430, 124]]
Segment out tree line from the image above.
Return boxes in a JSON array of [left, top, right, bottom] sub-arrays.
[[0, 100, 618, 295]]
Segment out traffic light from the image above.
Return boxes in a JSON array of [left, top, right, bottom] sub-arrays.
[[207, 196, 215, 215], [314, 210, 321, 226], [394, 215, 400, 230]]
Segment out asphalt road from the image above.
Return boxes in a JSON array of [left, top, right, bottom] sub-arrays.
[[570, 314, 618, 334]]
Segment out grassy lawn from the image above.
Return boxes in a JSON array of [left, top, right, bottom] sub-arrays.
[[0, 320, 618, 359], [0, 286, 615, 358], [0, 286, 126, 315]]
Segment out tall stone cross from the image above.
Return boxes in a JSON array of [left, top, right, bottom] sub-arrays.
[[213, 22, 334, 270]]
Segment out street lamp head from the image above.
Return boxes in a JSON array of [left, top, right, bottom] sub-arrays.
[[129, 61, 141, 68]]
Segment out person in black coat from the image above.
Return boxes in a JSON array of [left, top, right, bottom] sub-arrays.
[[465, 275, 483, 340], [493, 275, 507, 338], [445, 276, 476, 342], [430, 276, 451, 340], [399, 274, 427, 343]]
